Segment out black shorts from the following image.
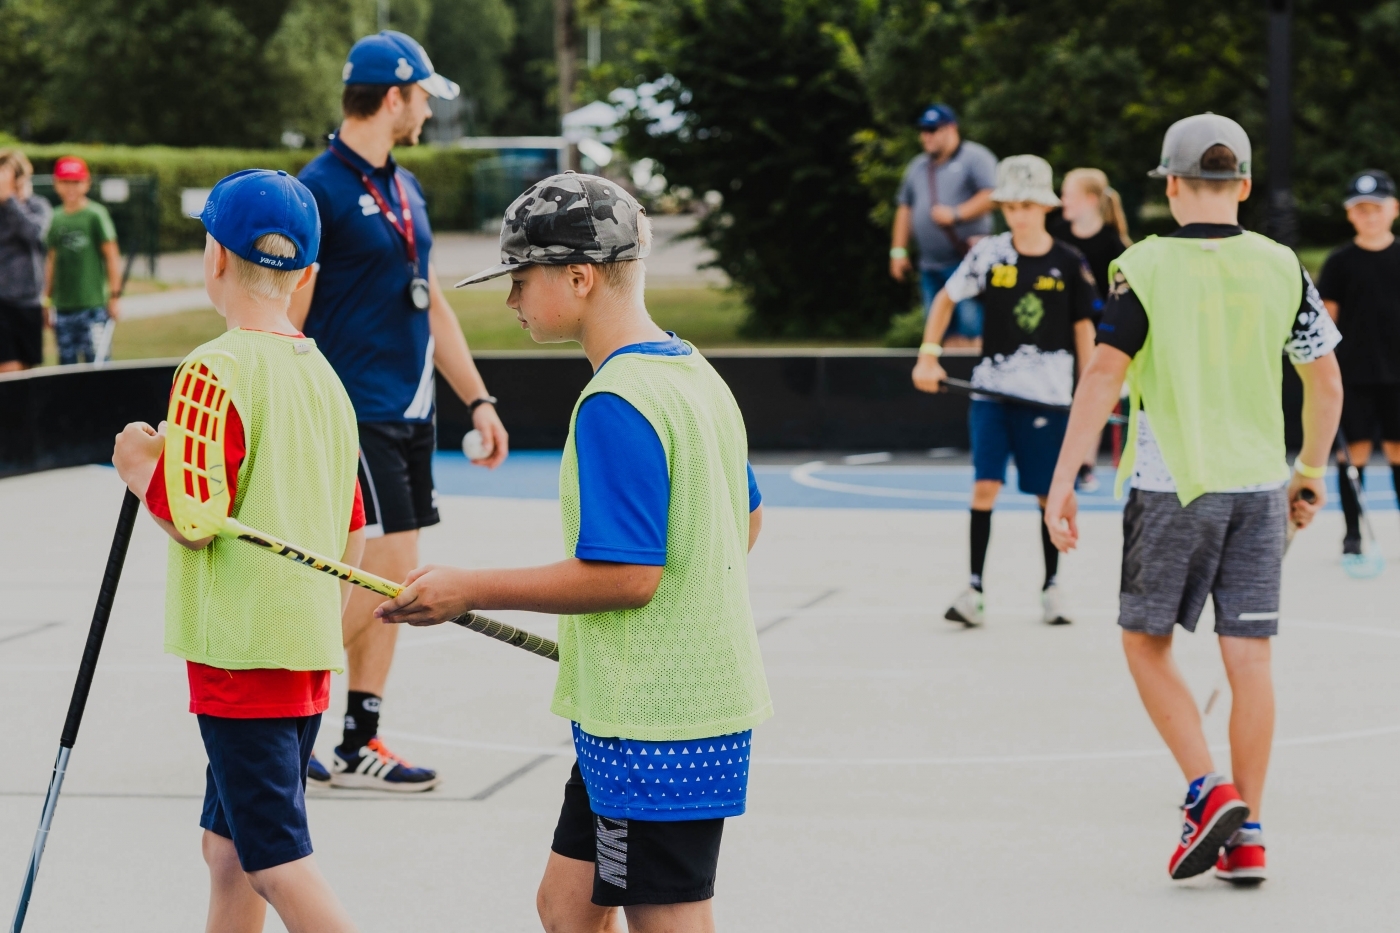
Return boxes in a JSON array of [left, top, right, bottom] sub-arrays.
[[0, 301, 43, 366], [357, 421, 440, 536], [1340, 384, 1400, 444], [551, 762, 724, 907]]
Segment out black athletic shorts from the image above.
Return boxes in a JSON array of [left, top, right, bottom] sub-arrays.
[[0, 301, 43, 366], [1340, 384, 1400, 444], [552, 762, 724, 907], [357, 421, 440, 536]]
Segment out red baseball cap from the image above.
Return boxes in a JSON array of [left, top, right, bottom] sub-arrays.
[[53, 156, 89, 181]]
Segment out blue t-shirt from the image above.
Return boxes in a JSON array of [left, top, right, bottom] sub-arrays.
[[299, 136, 436, 423], [572, 722, 753, 820], [572, 335, 762, 819], [574, 335, 761, 564]]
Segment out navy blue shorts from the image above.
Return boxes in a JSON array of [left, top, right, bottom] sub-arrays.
[[969, 399, 1068, 496], [198, 713, 320, 872]]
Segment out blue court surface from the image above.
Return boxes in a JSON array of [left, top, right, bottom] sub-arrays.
[[433, 451, 1400, 512]]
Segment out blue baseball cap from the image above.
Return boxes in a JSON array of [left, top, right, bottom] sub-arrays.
[[195, 170, 321, 271], [342, 30, 459, 100], [917, 103, 957, 132]]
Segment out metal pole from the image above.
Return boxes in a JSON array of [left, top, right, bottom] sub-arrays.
[[1267, 0, 1297, 246], [555, 0, 579, 171]]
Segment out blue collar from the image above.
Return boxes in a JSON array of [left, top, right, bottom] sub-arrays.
[[598, 333, 691, 371], [328, 134, 398, 178]]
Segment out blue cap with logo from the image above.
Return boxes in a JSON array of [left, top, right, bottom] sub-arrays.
[[195, 170, 321, 271], [342, 30, 459, 100], [917, 103, 957, 132]]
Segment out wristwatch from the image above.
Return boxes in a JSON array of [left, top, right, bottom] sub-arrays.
[[467, 395, 498, 415]]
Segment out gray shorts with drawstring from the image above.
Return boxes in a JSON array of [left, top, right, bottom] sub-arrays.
[[1118, 487, 1287, 639]]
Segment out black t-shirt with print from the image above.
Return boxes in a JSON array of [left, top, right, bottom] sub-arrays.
[[978, 240, 1098, 361], [1316, 240, 1400, 385], [1047, 217, 1126, 308]]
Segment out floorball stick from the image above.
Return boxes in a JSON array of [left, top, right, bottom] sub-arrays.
[[939, 378, 1129, 425], [10, 489, 141, 933], [165, 352, 559, 661]]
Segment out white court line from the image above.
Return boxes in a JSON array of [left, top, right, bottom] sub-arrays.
[[788, 461, 973, 502]]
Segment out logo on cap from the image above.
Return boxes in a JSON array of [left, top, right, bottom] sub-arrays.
[[395, 57, 414, 80], [1357, 175, 1378, 194], [342, 62, 353, 81]]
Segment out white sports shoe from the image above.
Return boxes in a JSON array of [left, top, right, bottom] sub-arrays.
[[1041, 584, 1072, 625], [944, 588, 985, 627]]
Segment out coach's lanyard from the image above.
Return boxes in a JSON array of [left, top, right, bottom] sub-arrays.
[[330, 146, 418, 267]]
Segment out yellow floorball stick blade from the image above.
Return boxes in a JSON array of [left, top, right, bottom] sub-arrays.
[[165, 351, 239, 541]]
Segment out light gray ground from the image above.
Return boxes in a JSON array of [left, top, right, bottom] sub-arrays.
[[3, 466, 1399, 931], [124, 215, 723, 318]]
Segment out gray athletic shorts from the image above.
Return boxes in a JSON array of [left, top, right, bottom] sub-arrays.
[[1118, 487, 1287, 639]]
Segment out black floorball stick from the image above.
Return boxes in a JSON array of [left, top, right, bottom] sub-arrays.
[[10, 490, 140, 933], [939, 377, 1129, 425]]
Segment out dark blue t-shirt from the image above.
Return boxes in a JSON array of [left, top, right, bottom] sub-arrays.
[[574, 335, 761, 566], [299, 136, 436, 423]]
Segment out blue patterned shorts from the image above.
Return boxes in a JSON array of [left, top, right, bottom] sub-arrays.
[[54, 306, 110, 365]]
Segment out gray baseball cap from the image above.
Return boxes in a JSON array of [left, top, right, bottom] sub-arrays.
[[1148, 113, 1252, 180], [455, 172, 650, 286]]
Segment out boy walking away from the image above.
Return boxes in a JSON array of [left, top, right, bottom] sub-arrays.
[[45, 156, 121, 365], [0, 149, 52, 372], [376, 174, 771, 933], [912, 155, 1098, 628], [1317, 170, 1400, 556], [1044, 114, 1343, 884], [112, 169, 364, 933]]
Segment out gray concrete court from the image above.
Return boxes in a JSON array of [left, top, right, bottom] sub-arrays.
[[4, 465, 1400, 931]]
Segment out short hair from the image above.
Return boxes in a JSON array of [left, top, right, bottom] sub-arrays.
[[543, 211, 653, 301], [342, 83, 414, 119], [228, 233, 303, 300], [0, 149, 33, 179], [1180, 144, 1244, 193]]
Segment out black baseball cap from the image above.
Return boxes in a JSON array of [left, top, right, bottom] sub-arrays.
[[1345, 170, 1397, 207]]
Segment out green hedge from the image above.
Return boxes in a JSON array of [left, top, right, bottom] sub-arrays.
[[20, 144, 488, 253]]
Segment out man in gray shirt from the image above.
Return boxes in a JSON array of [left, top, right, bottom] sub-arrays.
[[889, 104, 997, 345]]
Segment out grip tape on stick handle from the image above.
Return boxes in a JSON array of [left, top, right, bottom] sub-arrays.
[[451, 612, 560, 662]]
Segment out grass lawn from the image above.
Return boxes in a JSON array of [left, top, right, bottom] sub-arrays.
[[95, 284, 879, 363]]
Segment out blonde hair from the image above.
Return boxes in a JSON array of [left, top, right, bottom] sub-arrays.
[[0, 149, 33, 180], [1064, 168, 1132, 247], [545, 210, 653, 301], [229, 233, 304, 300]]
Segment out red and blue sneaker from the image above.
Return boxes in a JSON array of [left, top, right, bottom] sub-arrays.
[[331, 736, 440, 792], [1215, 822, 1266, 885], [306, 752, 331, 789], [1169, 772, 1249, 880]]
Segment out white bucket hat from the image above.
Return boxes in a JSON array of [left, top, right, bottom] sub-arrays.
[[991, 154, 1061, 207]]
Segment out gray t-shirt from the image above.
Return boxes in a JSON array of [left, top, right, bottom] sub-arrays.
[[896, 141, 998, 269], [0, 195, 52, 306]]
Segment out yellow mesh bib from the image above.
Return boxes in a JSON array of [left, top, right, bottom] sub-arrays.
[[552, 348, 773, 741], [164, 330, 359, 671], [1111, 232, 1303, 504]]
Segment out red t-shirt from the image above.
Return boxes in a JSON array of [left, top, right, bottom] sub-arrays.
[[147, 345, 365, 719]]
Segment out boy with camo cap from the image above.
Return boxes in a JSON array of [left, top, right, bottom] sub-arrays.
[[376, 172, 770, 932], [1045, 114, 1343, 884]]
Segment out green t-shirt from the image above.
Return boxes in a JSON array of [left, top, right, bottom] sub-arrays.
[[47, 201, 116, 311]]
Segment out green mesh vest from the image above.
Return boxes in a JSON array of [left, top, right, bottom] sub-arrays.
[[552, 347, 773, 741], [164, 329, 359, 671], [1111, 232, 1303, 505]]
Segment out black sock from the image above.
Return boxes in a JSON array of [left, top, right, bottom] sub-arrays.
[[341, 691, 381, 753], [1040, 509, 1059, 589], [969, 509, 992, 591], [1339, 462, 1363, 541]]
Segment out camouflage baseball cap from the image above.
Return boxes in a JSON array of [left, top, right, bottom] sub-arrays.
[[455, 172, 649, 286]]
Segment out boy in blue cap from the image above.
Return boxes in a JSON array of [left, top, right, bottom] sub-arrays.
[[114, 170, 365, 933]]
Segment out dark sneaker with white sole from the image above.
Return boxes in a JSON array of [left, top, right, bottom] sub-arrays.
[[331, 737, 440, 792], [307, 752, 332, 789]]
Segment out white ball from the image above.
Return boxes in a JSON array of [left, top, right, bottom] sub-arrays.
[[462, 429, 491, 461]]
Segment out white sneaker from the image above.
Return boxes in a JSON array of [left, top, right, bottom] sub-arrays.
[[1041, 584, 1072, 625], [944, 588, 985, 627]]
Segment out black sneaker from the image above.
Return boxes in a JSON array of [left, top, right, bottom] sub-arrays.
[[307, 752, 332, 789], [331, 737, 440, 792], [1343, 534, 1362, 556]]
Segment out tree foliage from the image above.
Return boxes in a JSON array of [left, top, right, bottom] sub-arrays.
[[616, 0, 908, 339]]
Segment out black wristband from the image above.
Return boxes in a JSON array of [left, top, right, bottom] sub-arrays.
[[466, 395, 498, 415]]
